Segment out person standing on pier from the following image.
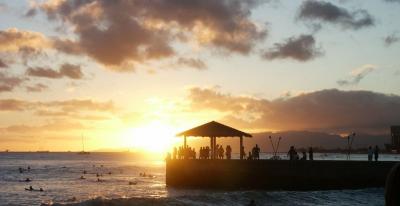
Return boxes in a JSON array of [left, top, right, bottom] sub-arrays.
[[226, 145, 232, 160], [288, 146, 296, 160], [374, 145, 380, 161], [173, 147, 177, 160], [368, 146, 373, 161], [308, 147, 313, 160]]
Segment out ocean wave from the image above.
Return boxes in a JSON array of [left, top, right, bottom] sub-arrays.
[[51, 197, 189, 206], [50, 188, 385, 206]]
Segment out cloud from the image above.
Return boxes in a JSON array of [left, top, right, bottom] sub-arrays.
[[0, 72, 25, 92], [262, 34, 322, 61], [297, 0, 374, 30], [59, 63, 84, 79], [176, 58, 207, 70], [0, 28, 49, 52], [186, 86, 400, 133], [25, 83, 48, 92], [33, 0, 267, 71], [0, 3, 7, 12], [384, 33, 400, 47], [0, 99, 29, 111], [337, 64, 377, 86], [0, 59, 7, 68], [383, 0, 400, 3], [0, 98, 115, 114], [26, 63, 84, 79], [1, 120, 87, 133]]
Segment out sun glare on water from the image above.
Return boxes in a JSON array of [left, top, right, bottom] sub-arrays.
[[121, 121, 177, 154]]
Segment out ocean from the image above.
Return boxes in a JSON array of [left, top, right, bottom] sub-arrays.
[[1, 152, 399, 206]]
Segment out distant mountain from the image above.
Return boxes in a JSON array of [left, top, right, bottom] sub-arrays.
[[248, 131, 390, 152], [186, 130, 391, 153]]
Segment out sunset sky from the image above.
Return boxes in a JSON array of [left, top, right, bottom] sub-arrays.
[[1, 0, 400, 152]]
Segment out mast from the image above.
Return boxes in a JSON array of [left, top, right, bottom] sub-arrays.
[[82, 134, 85, 152]]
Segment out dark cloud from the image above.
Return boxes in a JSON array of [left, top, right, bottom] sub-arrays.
[[187, 87, 400, 133], [337, 65, 377, 86], [297, 0, 374, 30], [176, 58, 207, 70], [59, 63, 84, 79], [25, 83, 48, 92], [384, 33, 399, 47], [262, 35, 322, 61], [0, 72, 25, 92], [36, 0, 266, 70], [26, 63, 84, 79], [26, 66, 62, 78]]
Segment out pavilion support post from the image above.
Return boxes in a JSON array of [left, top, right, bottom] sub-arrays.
[[184, 136, 187, 148], [210, 137, 213, 159], [213, 137, 217, 159], [240, 136, 243, 160]]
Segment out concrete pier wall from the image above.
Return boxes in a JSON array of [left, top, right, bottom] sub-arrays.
[[166, 160, 398, 190]]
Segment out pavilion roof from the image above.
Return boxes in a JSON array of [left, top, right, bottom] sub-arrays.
[[176, 121, 252, 138]]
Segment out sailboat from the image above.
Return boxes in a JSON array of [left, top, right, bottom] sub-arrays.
[[77, 134, 90, 155]]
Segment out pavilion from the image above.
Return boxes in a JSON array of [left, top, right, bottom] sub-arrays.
[[176, 121, 252, 159]]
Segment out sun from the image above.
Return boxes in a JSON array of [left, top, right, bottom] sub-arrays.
[[121, 121, 177, 153]]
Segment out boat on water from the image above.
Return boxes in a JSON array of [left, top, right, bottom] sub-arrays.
[[77, 134, 90, 155]]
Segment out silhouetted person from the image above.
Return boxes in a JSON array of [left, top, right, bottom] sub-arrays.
[[218, 145, 224, 159], [19, 167, 23, 173], [374, 145, 380, 161], [39, 188, 43, 192], [301, 151, 306, 160], [247, 152, 253, 160], [25, 178, 31, 182], [173, 147, 177, 159], [308, 147, 313, 160], [385, 163, 400, 206], [226, 145, 232, 160], [288, 146, 296, 160], [27, 166, 31, 171], [253, 144, 260, 160], [368, 146, 373, 161], [29, 186, 33, 191]]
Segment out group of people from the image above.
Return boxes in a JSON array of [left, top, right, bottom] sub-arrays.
[[245, 144, 260, 160], [173, 145, 233, 160], [173, 146, 196, 159], [368, 145, 380, 161], [287, 146, 314, 161]]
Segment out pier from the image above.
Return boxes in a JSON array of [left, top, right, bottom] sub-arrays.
[[166, 159, 397, 190]]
